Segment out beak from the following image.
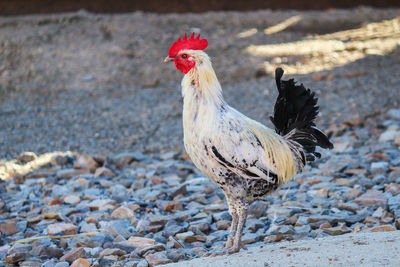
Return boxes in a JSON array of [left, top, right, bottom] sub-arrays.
[[164, 56, 174, 63]]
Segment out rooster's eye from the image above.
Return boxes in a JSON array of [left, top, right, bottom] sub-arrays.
[[181, 54, 188, 59]]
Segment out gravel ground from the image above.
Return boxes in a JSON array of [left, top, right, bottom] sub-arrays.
[[0, 108, 399, 266], [1, 7, 400, 159]]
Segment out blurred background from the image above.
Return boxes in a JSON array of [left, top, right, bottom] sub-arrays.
[[1, 2, 400, 160], [1, 0, 400, 15]]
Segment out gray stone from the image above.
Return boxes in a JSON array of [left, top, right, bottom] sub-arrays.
[[388, 195, 400, 211], [162, 223, 187, 237], [137, 259, 149, 267], [241, 232, 260, 244], [388, 108, 400, 120], [372, 175, 388, 185], [248, 201, 269, 217], [294, 225, 311, 234], [371, 162, 389, 175], [54, 262, 69, 267], [136, 243, 165, 257], [246, 218, 264, 232], [167, 249, 185, 262]]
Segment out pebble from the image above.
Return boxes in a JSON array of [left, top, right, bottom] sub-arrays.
[[145, 252, 171, 267], [94, 167, 115, 178], [354, 190, 388, 206], [370, 162, 389, 175], [111, 206, 135, 220], [70, 258, 91, 267], [60, 247, 89, 262], [323, 225, 351, 235], [0, 221, 19, 235], [63, 195, 81, 205], [126, 237, 156, 249], [369, 225, 397, 232], [47, 223, 77, 235]]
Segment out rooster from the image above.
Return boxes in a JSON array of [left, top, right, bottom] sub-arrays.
[[164, 33, 333, 255]]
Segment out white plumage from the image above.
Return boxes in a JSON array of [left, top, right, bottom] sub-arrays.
[[165, 37, 333, 254]]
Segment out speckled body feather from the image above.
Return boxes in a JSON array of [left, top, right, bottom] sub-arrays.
[[182, 51, 302, 203]]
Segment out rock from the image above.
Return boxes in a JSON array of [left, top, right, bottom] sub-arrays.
[[162, 223, 187, 238], [295, 216, 309, 226], [389, 170, 400, 182], [369, 225, 396, 232], [166, 236, 184, 249], [323, 225, 351, 235], [241, 232, 259, 244], [379, 130, 400, 142], [113, 152, 145, 169], [137, 259, 149, 267], [73, 154, 99, 169], [388, 108, 400, 120], [111, 206, 135, 220], [54, 262, 69, 267], [126, 236, 155, 249], [87, 199, 115, 211], [370, 162, 389, 175], [385, 184, 400, 195], [47, 223, 77, 235], [354, 190, 387, 206], [203, 204, 227, 213], [388, 195, 400, 211], [70, 258, 91, 267], [99, 248, 126, 258], [4, 252, 29, 263], [17, 152, 37, 163], [105, 220, 131, 239], [246, 219, 264, 232], [170, 184, 188, 198], [295, 225, 311, 234], [0, 221, 19, 235], [79, 222, 97, 233], [372, 207, 384, 218], [343, 188, 363, 199], [320, 155, 355, 176], [41, 260, 57, 267], [216, 220, 230, 230], [57, 168, 90, 179], [31, 244, 64, 259], [248, 201, 269, 217], [372, 175, 387, 185], [338, 202, 359, 213], [148, 214, 170, 225], [60, 247, 89, 262], [145, 251, 171, 267], [94, 167, 115, 178], [136, 244, 165, 257], [175, 231, 197, 243], [63, 194, 81, 205], [267, 224, 294, 235], [319, 222, 332, 229], [167, 249, 185, 262]]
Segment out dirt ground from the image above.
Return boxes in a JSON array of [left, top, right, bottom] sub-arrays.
[[1, 7, 400, 159]]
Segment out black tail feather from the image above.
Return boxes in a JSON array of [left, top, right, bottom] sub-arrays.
[[270, 68, 333, 161]]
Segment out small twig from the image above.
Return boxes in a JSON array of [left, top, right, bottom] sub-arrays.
[[11, 232, 99, 245], [264, 15, 302, 35]]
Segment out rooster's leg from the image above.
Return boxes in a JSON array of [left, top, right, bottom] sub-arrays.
[[225, 202, 238, 249], [230, 201, 248, 253]]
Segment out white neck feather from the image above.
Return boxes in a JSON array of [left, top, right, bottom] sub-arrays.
[[181, 52, 223, 107]]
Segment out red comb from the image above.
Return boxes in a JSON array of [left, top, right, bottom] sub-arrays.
[[168, 33, 208, 57]]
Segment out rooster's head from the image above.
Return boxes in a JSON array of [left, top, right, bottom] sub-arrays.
[[164, 33, 208, 74]]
